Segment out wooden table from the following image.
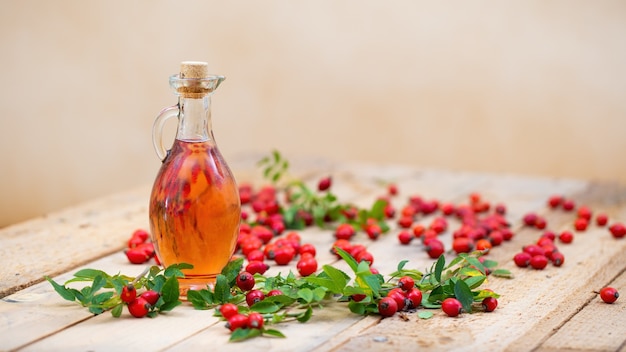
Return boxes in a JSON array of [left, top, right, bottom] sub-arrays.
[[1, 155, 625, 352]]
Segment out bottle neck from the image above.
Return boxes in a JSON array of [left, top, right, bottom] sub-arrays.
[[176, 95, 212, 142]]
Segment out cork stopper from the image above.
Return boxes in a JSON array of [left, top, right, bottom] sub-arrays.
[[180, 61, 209, 79], [173, 61, 224, 98]]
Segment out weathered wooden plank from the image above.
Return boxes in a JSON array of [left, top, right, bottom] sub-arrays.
[[0, 253, 149, 351], [0, 186, 151, 298], [537, 267, 626, 352]]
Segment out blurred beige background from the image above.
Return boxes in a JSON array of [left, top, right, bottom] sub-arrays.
[[1, 1, 625, 228]]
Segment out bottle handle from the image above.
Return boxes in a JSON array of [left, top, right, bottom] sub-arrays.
[[152, 105, 179, 161]]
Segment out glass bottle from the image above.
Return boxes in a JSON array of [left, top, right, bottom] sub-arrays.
[[149, 61, 240, 296]]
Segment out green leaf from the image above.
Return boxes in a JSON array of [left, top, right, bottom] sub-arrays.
[[263, 294, 296, 306], [214, 274, 230, 304], [45, 277, 76, 302], [304, 277, 341, 294], [164, 263, 193, 278], [397, 260, 409, 272], [88, 306, 104, 315], [159, 300, 182, 312], [90, 275, 106, 295], [334, 247, 359, 273], [73, 269, 109, 280], [297, 306, 313, 323], [348, 301, 366, 315], [187, 290, 211, 309], [453, 279, 474, 313], [418, 311, 434, 319], [230, 328, 262, 342], [492, 269, 513, 278], [263, 328, 286, 338], [464, 275, 486, 290], [221, 258, 244, 284], [434, 255, 445, 282], [250, 301, 280, 314], [161, 275, 180, 304], [111, 303, 123, 318], [91, 291, 114, 305], [297, 288, 314, 303], [312, 286, 327, 302], [465, 256, 485, 275], [364, 274, 383, 294], [321, 265, 349, 292]]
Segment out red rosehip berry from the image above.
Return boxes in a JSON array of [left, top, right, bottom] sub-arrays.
[[317, 176, 332, 191], [296, 257, 318, 277], [247, 312, 265, 329], [562, 199, 576, 211], [274, 246, 296, 265], [125, 247, 151, 264], [441, 297, 463, 317], [513, 252, 531, 268], [595, 213, 608, 227], [267, 289, 283, 297], [559, 231, 574, 244], [127, 297, 150, 318], [523, 213, 538, 226], [425, 239, 445, 259], [609, 223, 626, 238], [548, 195, 563, 208], [482, 297, 498, 312], [120, 284, 137, 304], [219, 303, 239, 319], [245, 289, 265, 307], [577, 206, 592, 221], [378, 296, 398, 317], [398, 276, 415, 292], [534, 216, 547, 230], [299, 243, 317, 257], [226, 313, 249, 331], [387, 288, 407, 311], [523, 244, 545, 257], [140, 290, 160, 306], [355, 251, 374, 265], [365, 223, 382, 240], [236, 271, 255, 292], [334, 223, 355, 240], [406, 288, 423, 309], [351, 293, 367, 302], [452, 237, 474, 254], [397, 230, 413, 245], [245, 260, 269, 275], [551, 252, 565, 267], [397, 215, 414, 229], [574, 217, 589, 232], [599, 287, 619, 304], [388, 183, 398, 196], [530, 254, 549, 270]]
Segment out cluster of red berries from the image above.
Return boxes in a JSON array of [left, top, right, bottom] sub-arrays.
[[514, 195, 626, 271], [396, 193, 513, 260], [220, 302, 265, 332], [513, 236, 564, 270], [547, 195, 625, 238], [235, 225, 319, 277], [125, 229, 159, 265], [234, 271, 282, 308], [119, 284, 161, 318], [376, 276, 423, 317]]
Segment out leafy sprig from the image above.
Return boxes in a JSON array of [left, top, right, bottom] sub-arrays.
[[45, 263, 191, 317]]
